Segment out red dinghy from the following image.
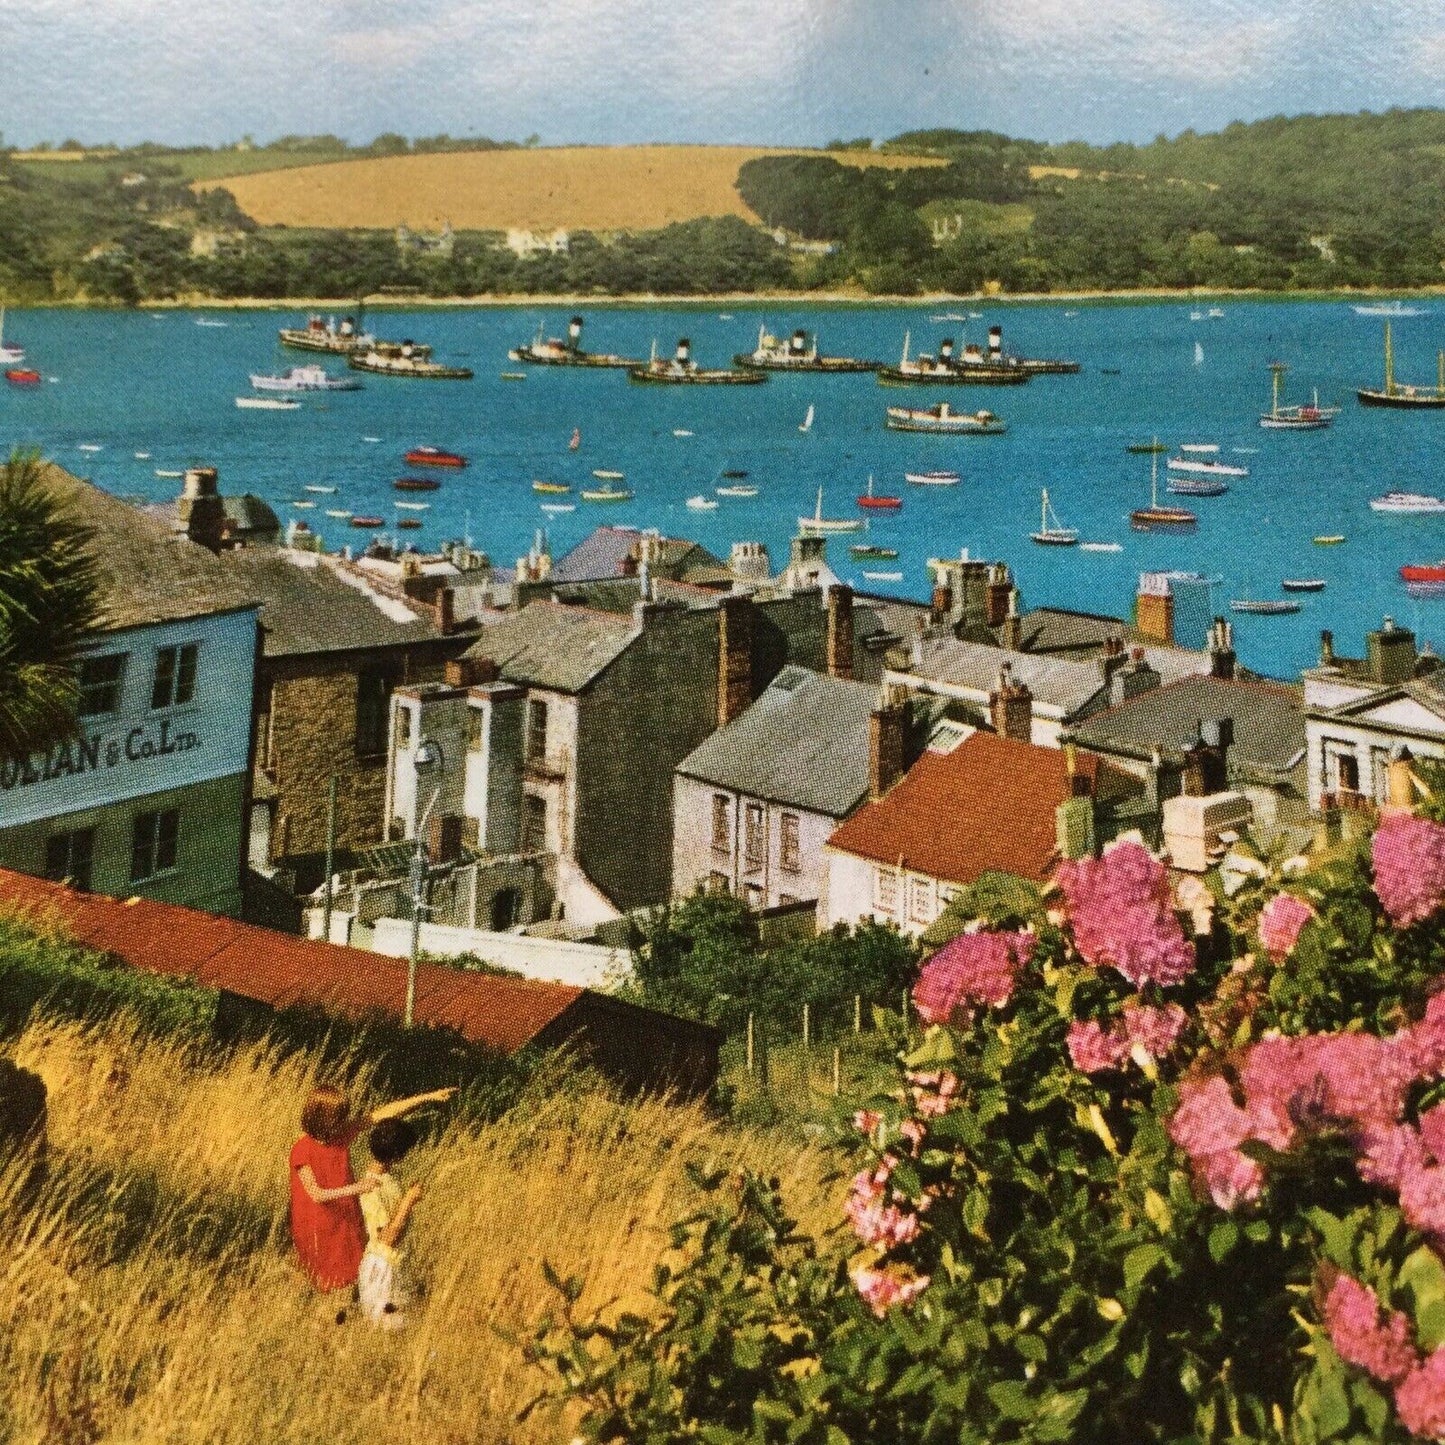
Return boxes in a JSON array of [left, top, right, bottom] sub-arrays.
[[1402, 562, 1445, 593], [856, 475, 902, 510], [5, 369, 41, 386], [404, 445, 467, 468]]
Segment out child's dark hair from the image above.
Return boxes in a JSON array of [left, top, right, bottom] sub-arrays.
[[368, 1118, 418, 1166]]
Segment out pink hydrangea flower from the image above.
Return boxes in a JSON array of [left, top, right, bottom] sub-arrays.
[[907, 1070, 960, 1118], [1357, 1122, 1427, 1190], [851, 1265, 931, 1318], [1056, 841, 1196, 988], [1167, 1075, 1265, 1209], [1258, 892, 1316, 960], [1067, 1019, 1130, 1074], [1373, 813, 1445, 928], [1240, 1032, 1417, 1133], [853, 1109, 882, 1135], [1122, 1000, 1189, 1059], [1396, 1347, 1445, 1437], [845, 1196, 921, 1249], [1399, 993, 1445, 1081], [899, 1118, 926, 1155], [1400, 1161, 1445, 1241], [912, 931, 1034, 1024], [1322, 1274, 1417, 1385]]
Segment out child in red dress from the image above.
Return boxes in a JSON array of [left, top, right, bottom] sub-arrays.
[[289, 1084, 454, 1300]]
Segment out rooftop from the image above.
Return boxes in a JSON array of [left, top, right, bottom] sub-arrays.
[[550, 525, 724, 585], [677, 666, 880, 817], [46, 465, 257, 633], [224, 549, 444, 657], [1068, 674, 1306, 779], [902, 637, 1110, 715], [1017, 607, 1215, 683], [463, 598, 640, 693], [142, 492, 281, 542], [827, 730, 1095, 885]]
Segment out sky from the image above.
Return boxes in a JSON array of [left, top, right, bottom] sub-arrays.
[[5, 0, 1445, 150]]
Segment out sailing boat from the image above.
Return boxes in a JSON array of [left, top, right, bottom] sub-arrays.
[[1031, 488, 1079, 546], [1260, 361, 1338, 429], [568, 427, 581, 450], [0, 308, 23, 365], [1193, 340, 1204, 367], [1131, 443, 1197, 531], [799, 486, 864, 533], [856, 474, 901, 510], [799, 404, 815, 434], [1357, 322, 1445, 408]]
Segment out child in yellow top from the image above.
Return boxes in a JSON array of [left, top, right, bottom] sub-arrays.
[[357, 1118, 422, 1330]]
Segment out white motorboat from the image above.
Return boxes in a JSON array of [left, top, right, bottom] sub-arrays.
[[862, 570, 904, 582], [154, 469, 184, 478], [686, 495, 720, 511], [0, 307, 23, 365], [716, 485, 759, 498], [1167, 447, 1248, 478], [1353, 300, 1428, 317], [303, 484, 336, 494], [799, 486, 864, 534], [904, 470, 960, 486], [540, 502, 576, 513], [1080, 542, 1124, 553], [236, 396, 300, 411], [250, 364, 362, 392], [1370, 491, 1445, 514]]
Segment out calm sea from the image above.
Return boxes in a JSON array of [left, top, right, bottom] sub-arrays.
[[2, 298, 1442, 680]]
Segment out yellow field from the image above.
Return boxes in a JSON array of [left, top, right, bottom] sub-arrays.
[[200, 144, 943, 233], [2, 1011, 836, 1443]]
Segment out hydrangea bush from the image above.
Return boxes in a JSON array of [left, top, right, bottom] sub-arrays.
[[532, 820, 1445, 1442]]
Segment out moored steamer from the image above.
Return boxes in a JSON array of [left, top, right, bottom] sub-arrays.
[[732, 326, 881, 373], [885, 401, 1006, 435], [508, 315, 642, 368], [628, 337, 766, 385], [348, 340, 473, 380], [279, 314, 374, 355], [983, 324, 1081, 375], [877, 332, 1027, 387]]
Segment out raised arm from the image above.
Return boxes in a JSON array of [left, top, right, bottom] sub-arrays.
[[367, 1087, 457, 1124], [297, 1164, 376, 1205]]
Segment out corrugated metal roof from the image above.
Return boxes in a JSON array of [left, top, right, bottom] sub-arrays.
[[0, 870, 582, 1054], [677, 666, 880, 816]]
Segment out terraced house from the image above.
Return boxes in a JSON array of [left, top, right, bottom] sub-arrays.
[[0, 469, 260, 914]]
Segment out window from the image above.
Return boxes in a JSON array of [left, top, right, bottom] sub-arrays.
[[150, 643, 198, 710], [744, 803, 766, 870], [1335, 749, 1361, 795], [521, 793, 547, 853], [45, 828, 95, 890], [874, 866, 898, 913], [394, 702, 413, 751], [527, 698, 548, 762], [711, 794, 732, 853], [743, 883, 765, 910], [909, 876, 935, 925], [355, 667, 394, 758], [130, 808, 179, 882], [779, 813, 801, 873], [78, 653, 126, 717], [466, 707, 484, 752]]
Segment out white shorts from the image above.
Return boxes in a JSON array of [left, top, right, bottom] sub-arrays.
[[357, 1248, 410, 1330]]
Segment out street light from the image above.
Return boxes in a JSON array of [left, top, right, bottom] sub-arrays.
[[406, 738, 444, 1027]]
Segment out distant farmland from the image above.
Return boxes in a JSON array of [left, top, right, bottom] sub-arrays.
[[199, 144, 943, 233]]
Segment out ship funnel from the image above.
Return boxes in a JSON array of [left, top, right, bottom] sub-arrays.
[[988, 326, 1002, 357], [568, 315, 584, 342], [791, 329, 807, 354], [676, 337, 691, 363], [939, 338, 955, 362]]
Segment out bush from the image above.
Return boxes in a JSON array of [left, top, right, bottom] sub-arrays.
[[537, 819, 1445, 1441]]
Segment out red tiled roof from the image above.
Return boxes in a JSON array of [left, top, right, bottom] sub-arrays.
[[0, 870, 582, 1054], [825, 731, 1095, 886]]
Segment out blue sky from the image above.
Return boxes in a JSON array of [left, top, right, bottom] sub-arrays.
[[6, 0, 1445, 149]]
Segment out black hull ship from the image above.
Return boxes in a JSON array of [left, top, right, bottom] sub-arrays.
[[629, 338, 766, 386], [877, 333, 1028, 386], [279, 314, 374, 355], [348, 340, 473, 380], [732, 326, 881, 373], [1357, 322, 1445, 409], [508, 315, 641, 368]]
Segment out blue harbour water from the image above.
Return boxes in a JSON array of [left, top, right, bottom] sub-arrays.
[[3, 299, 1445, 680]]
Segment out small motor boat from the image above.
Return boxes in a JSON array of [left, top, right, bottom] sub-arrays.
[[1281, 579, 1327, 592], [5, 369, 42, 386], [405, 446, 468, 468], [394, 477, 442, 492]]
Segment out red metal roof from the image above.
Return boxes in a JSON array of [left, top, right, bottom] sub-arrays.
[[0, 869, 583, 1054], [825, 731, 1095, 886]]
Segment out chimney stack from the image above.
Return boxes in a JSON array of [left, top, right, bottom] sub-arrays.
[[988, 325, 1003, 359], [445, 654, 499, 689], [1111, 647, 1161, 707], [791, 329, 807, 355], [568, 315, 584, 346], [1207, 616, 1236, 680], [717, 593, 754, 728], [826, 584, 854, 680], [676, 337, 691, 365], [435, 586, 457, 634], [1182, 717, 1233, 796], [1367, 616, 1418, 686], [1319, 629, 1336, 666], [989, 662, 1034, 741], [985, 564, 1012, 629], [868, 694, 907, 800], [177, 466, 226, 553], [930, 584, 953, 625], [939, 337, 955, 364], [1135, 572, 1175, 645]]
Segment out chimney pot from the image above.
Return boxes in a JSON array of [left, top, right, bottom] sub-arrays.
[[717, 594, 754, 728], [868, 702, 907, 800], [826, 584, 854, 680]]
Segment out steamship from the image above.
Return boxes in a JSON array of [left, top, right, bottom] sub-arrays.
[[877, 332, 1028, 386], [347, 340, 474, 380], [981, 324, 1080, 375], [508, 315, 642, 368], [885, 402, 1006, 435], [278, 314, 375, 355], [732, 325, 882, 373], [628, 338, 767, 386]]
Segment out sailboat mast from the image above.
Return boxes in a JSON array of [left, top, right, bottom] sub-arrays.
[[1271, 363, 1283, 418], [1385, 322, 1395, 395], [1042, 489, 1050, 531], [901, 330, 910, 366], [1150, 444, 1160, 509], [1437, 350, 1443, 398]]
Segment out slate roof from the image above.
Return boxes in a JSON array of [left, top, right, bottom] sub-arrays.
[[550, 525, 723, 584], [1017, 608, 1214, 684], [463, 599, 638, 692], [904, 637, 1109, 715], [224, 550, 444, 657], [551, 576, 717, 614], [677, 666, 880, 817], [143, 492, 281, 540], [42, 465, 257, 632], [827, 731, 1096, 885], [1068, 675, 1306, 779]]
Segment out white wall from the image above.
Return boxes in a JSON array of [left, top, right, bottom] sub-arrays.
[[1306, 712, 1445, 810], [370, 916, 629, 990], [0, 607, 258, 828], [822, 847, 957, 937]]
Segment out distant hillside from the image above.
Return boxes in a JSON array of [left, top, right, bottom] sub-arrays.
[[6, 113, 1445, 300]]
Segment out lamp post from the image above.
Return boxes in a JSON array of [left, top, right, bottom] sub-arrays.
[[406, 738, 444, 1027]]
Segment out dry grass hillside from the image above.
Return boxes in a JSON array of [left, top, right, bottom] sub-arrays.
[[2, 1013, 837, 1444], [200, 144, 942, 232]]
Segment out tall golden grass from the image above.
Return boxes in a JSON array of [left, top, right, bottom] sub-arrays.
[[202, 144, 943, 233], [3, 1015, 837, 1443]]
